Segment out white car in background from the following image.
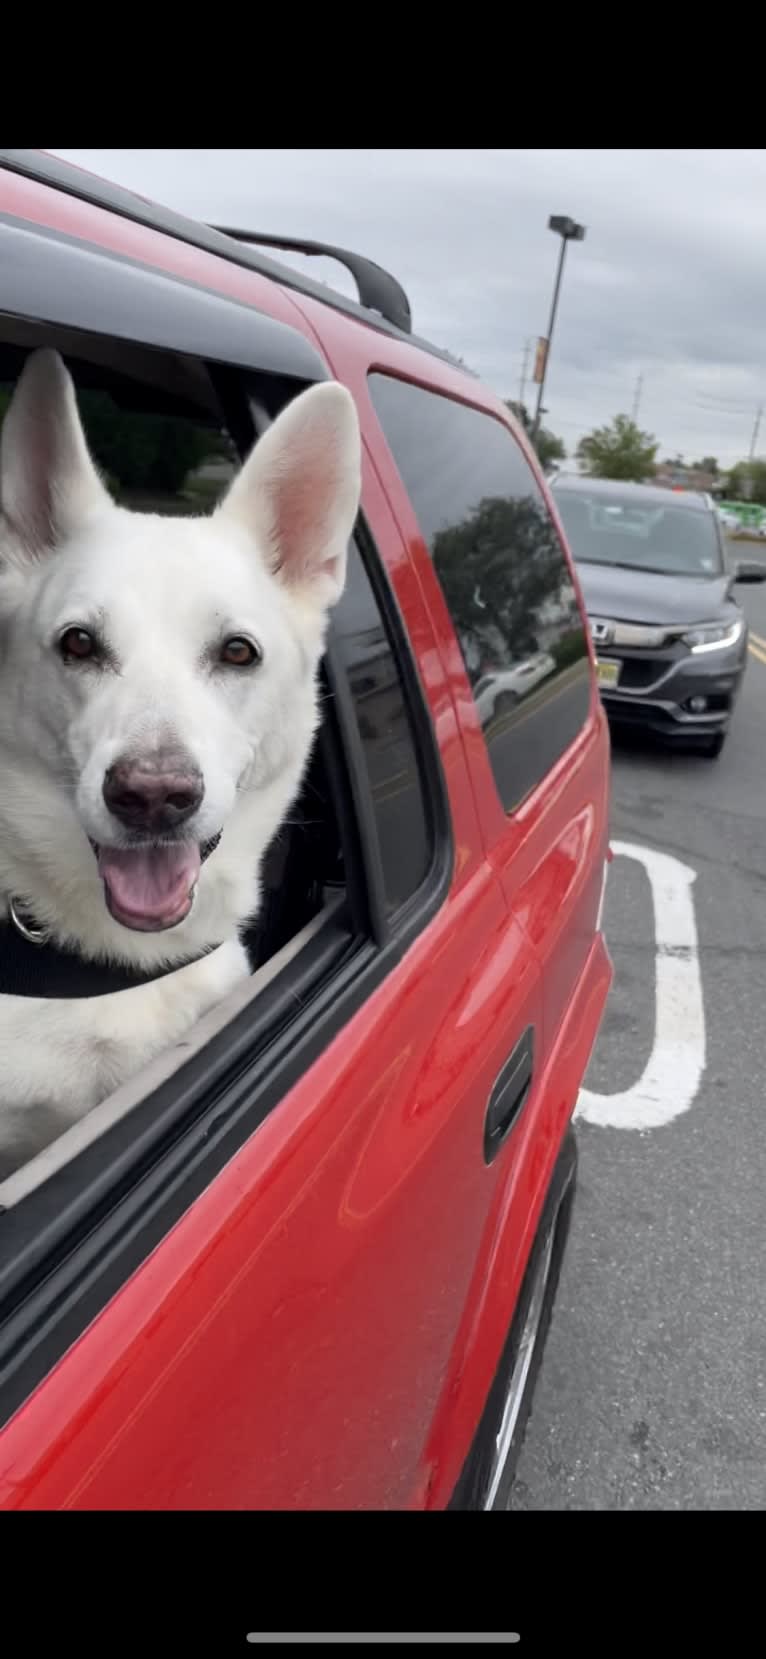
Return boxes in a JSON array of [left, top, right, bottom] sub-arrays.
[[474, 653, 556, 725]]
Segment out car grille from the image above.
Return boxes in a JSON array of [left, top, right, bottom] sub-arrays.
[[590, 618, 674, 649], [611, 656, 670, 689]]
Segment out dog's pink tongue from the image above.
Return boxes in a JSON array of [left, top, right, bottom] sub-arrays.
[[97, 843, 201, 930]]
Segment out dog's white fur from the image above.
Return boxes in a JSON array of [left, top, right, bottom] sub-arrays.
[[0, 349, 361, 1176]]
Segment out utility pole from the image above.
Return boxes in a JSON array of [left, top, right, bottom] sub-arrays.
[[519, 338, 531, 415], [631, 373, 643, 424], [749, 404, 762, 462]]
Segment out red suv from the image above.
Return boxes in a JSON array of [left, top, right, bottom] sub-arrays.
[[0, 150, 612, 1510]]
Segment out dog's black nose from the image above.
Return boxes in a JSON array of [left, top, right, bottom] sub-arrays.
[[103, 754, 204, 832]]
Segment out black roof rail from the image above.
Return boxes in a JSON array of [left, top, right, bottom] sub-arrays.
[[210, 227, 412, 336]]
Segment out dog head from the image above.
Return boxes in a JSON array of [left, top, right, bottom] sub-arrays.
[[0, 349, 361, 935]]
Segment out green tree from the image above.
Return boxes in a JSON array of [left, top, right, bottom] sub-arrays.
[[726, 460, 766, 505], [535, 427, 566, 469], [692, 455, 718, 476], [577, 413, 658, 481], [79, 391, 230, 497], [505, 398, 531, 432], [505, 401, 566, 469], [0, 384, 232, 502], [432, 492, 579, 678]]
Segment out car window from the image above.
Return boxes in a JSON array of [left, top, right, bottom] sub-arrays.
[[555, 487, 724, 577], [0, 352, 434, 930], [0, 376, 238, 516], [71, 368, 434, 919], [368, 373, 590, 813]]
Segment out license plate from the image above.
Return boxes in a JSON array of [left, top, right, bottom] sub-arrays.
[[596, 657, 621, 688]]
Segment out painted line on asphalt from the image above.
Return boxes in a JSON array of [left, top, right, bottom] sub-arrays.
[[748, 639, 766, 665], [575, 840, 706, 1131], [749, 628, 766, 650]]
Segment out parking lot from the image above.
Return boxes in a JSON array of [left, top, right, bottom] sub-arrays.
[[514, 550, 766, 1509]]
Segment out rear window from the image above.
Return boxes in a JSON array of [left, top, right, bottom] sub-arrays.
[[368, 373, 590, 813]]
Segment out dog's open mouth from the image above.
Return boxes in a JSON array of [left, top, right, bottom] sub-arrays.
[[93, 841, 202, 933]]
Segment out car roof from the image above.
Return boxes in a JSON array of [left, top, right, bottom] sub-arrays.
[[0, 149, 537, 476], [0, 148, 473, 380], [551, 475, 713, 513]]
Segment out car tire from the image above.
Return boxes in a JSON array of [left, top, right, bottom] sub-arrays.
[[496, 690, 519, 718], [448, 1125, 578, 1511]]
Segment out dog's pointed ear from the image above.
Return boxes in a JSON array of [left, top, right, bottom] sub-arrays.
[[217, 382, 361, 608], [0, 349, 109, 556]]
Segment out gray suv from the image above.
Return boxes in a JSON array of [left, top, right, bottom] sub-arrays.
[[552, 475, 765, 757]]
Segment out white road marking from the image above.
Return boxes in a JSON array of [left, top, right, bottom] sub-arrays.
[[575, 839, 706, 1130]]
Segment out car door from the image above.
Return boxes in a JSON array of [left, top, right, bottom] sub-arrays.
[[286, 308, 610, 1502]]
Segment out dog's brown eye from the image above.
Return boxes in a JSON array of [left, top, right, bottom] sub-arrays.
[[59, 627, 97, 662], [220, 636, 260, 668]]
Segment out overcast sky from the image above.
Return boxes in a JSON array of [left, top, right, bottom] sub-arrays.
[[51, 149, 766, 470]]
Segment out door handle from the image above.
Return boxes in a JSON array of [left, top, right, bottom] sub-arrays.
[[484, 1026, 534, 1163]]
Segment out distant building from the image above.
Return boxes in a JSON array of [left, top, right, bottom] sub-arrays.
[[653, 463, 719, 494]]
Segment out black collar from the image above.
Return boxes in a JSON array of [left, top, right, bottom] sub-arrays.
[[0, 833, 222, 999], [0, 916, 200, 997]]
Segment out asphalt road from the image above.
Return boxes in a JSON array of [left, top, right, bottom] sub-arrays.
[[513, 549, 766, 1510]]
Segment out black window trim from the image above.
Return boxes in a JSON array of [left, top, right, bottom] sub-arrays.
[[0, 337, 453, 1431]]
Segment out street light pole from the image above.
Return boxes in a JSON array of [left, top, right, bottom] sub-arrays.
[[532, 214, 586, 445]]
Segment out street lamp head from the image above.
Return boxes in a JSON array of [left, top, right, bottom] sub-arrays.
[[548, 215, 586, 241]]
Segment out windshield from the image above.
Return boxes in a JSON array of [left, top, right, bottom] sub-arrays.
[[554, 489, 723, 577]]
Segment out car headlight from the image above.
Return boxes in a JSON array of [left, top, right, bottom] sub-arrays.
[[681, 618, 744, 653]]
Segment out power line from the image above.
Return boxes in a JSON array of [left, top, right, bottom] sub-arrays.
[[543, 388, 756, 420], [536, 368, 762, 418], [548, 399, 763, 427], [694, 398, 757, 416]]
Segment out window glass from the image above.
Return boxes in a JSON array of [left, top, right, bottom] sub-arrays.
[[80, 391, 236, 514], [0, 366, 236, 516], [369, 373, 591, 812]]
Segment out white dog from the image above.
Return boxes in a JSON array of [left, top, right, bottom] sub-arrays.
[[0, 349, 361, 1177]]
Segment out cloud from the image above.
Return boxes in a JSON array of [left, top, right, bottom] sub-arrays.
[[50, 148, 766, 467]]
